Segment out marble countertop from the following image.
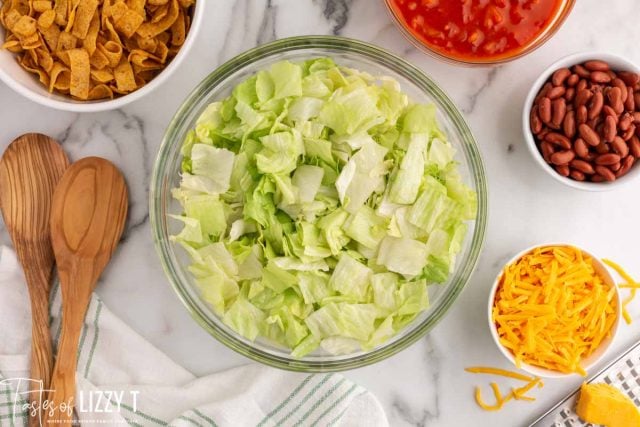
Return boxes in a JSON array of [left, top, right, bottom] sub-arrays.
[[2, 1, 640, 425]]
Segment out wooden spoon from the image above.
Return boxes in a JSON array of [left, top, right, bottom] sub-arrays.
[[44, 157, 128, 425], [0, 133, 69, 426]]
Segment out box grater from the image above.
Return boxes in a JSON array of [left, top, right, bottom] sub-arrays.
[[529, 340, 640, 426]]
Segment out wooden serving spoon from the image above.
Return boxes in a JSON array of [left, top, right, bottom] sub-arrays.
[[0, 134, 69, 426], [44, 157, 128, 425]]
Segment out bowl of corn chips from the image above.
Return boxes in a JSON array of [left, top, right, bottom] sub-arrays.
[[0, 0, 202, 111]]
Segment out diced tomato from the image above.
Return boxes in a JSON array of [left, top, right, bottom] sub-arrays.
[[389, 0, 565, 61]]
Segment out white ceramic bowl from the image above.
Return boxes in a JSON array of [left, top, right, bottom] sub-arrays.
[[488, 243, 621, 378], [0, 2, 203, 112], [523, 52, 640, 191]]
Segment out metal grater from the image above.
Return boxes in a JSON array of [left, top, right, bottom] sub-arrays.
[[529, 340, 640, 426]]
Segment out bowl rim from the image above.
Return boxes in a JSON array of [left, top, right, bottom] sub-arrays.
[[522, 51, 640, 191], [150, 35, 489, 372], [487, 243, 622, 378], [0, 2, 204, 113], [382, 0, 576, 66]]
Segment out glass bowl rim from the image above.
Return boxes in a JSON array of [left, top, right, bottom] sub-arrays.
[[382, 0, 577, 66], [150, 35, 489, 372]]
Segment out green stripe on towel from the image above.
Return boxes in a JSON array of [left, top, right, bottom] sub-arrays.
[[309, 384, 358, 427], [274, 374, 334, 426], [193, 409, 218, 427], [256, 374, 314, 427], [325, 391, 368, 427], [294, 378, 347, 426], [176, 415, 204, 427], [84, 300, 103, 377]]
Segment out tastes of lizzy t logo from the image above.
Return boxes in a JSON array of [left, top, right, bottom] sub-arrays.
[[0, 378, 139, 425]]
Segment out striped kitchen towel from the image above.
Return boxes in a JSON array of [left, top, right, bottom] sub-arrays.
[[0, 246, 388, 427]]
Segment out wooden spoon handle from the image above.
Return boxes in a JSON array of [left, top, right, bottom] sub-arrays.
[[23, 265, 54, 427], [43, 261, 95, 425], [44, 318, 84, 425]]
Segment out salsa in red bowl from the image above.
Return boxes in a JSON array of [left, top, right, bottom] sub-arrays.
[[385, 0, 575, 65]]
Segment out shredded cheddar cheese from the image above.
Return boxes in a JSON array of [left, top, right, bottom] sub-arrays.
[[474, 383, 504, 411], [603, 259, 639, 325], [493, 246, 617, 375], [464, 367, 534, 382], [466, 366, 543, 411]]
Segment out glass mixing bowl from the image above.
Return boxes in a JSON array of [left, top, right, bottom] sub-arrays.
[[150, 36, 488, 372]]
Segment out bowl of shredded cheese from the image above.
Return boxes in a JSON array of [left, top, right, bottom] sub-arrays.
[[488, 244, 621, 378]]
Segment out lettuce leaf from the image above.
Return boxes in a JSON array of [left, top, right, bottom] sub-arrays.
[[329, 253, 373, 302], [377, 236, 428, 277]]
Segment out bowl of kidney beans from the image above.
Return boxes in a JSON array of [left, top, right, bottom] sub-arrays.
[[524, 52, 640, 191]]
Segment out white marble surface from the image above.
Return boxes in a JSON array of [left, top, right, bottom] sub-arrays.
[[2, 1, 640, 426]]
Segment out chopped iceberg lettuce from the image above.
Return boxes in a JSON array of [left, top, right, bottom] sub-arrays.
[[170, 58, 477, 357]]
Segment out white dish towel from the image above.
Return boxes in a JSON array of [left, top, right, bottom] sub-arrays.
[[0, 246, 388, 427]]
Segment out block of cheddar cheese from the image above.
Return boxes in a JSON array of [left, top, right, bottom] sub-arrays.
[[576, 383, 640, 427]]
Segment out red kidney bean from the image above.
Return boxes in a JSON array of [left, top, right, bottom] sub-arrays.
[[630, 136, 640, 158], [577, 79, 588, 91], [607, 87, 624, 114], [571, 159, 595, 174], [603, 105, 618, 121], [624, 124, 636, 141], [545, 132, 572, 149], [596, 153, 621, 165], [618, 71, 640, 86], [595, 165, 616, 181], [540, 141, 555, 162], [603, 115, 617, 142], [591, 71, 612, 83], [612, 78, 628, 102], [573, 64, 591, 78], [551, 150, 575, 165], [552, 68, 571, 86], [556, 165, 570, 177], [616, 156, 635, 178], [530, 106, 543, 134], [625, 86, 636, 111], [535, 82, 553, 103], [547, 86, 566, 100], [584, 60, 610, 71], [579, 124, 600, 146], [575, 89, 592, 107], [565, 87, 575, 102], [588, 91, 604, 119], [619, 113, 633, 131], [577, 105, 588, 124], [573, 138, 589, 158], [611, 136, 630, 158], [567, 74, 580, 87], [563, 111, 576, 138], [551, 98, 567, 128], [570, 170, 586, 181], [595, 142, 610, 154], [539, 97, 552, 124]]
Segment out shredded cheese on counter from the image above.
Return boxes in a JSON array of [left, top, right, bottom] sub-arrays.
[[603, 259, 639, 325], [492, 246, 617, 375], [466, 366, 543, 411]]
